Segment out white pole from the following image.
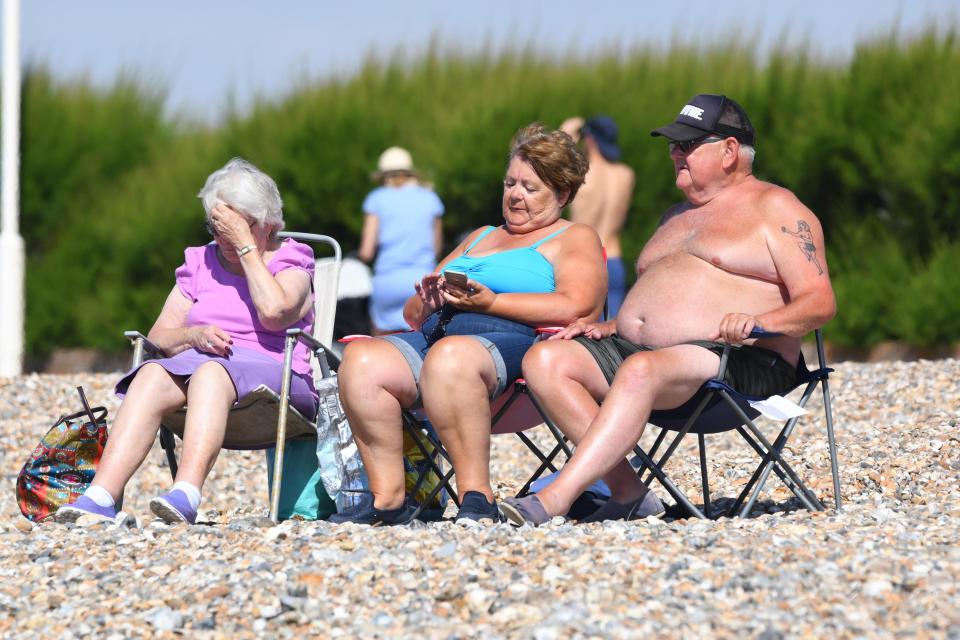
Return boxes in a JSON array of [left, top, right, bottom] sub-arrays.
[[1, 0, 25, 377]]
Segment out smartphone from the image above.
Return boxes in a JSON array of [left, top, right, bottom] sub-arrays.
[[443, 270, 469, 288]]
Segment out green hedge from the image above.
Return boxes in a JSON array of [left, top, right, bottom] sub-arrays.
[[15, 27, 960, 355]]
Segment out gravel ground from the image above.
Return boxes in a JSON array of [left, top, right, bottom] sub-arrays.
[[1, 360, 958, 638]]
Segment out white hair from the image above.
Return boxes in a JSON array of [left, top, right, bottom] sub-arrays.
[[739, 144, 756, 168], [198, 158, 284, 231]]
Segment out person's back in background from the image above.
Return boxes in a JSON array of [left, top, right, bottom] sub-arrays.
[[561, 116, 635, 317], [359, 147, 444, 333]]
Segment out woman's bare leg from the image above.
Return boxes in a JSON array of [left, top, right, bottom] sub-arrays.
[[338, 339, 419, 510], [174, 362, 237, 489], [91, 363, 187, 500], [420, 336, 499, 502]]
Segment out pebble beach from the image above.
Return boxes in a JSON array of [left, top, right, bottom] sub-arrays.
[[1, 359, 958, 638]]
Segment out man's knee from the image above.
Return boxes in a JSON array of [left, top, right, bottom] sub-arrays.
[[617, 351, 658, 387]]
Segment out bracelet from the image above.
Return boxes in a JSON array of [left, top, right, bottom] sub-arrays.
[[237, 244, 257, 257]]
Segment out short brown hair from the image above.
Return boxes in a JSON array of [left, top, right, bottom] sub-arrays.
[[509, 123, 589, 205]]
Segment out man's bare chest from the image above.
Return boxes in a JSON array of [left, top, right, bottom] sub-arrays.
[[638, 211, 778, 281]]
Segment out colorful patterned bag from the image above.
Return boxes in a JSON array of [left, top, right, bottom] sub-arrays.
[[16, 387, 108, 523]]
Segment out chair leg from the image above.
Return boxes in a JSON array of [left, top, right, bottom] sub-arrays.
[[511, 389, 578, 496], [721, 388, 823, 516], [631, 441, 706, 519], [401, 413, 460, 520], [159, 425, 179, 480], [730, 426, 816, 517], [821, 378, 842, 510], [514, 433, 566, 497], [638, 429, 668, 485], [698, 433, 710, 518], [269, 334, 298, 522], [629, 393, 715, 518], [740, 420, 824, 517], [525, 391, 574, 459]]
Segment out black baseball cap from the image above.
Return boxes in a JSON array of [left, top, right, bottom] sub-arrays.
[[581, 115, 621, 161], [650, 94, 755, 146]]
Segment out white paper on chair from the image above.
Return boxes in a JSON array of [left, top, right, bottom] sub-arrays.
[[748, 395, 808, 420]]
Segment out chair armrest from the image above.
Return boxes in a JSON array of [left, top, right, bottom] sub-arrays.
[[715, 328, 785, 379], [286, 328, 337, 378], [339, 334, 373, 343], [124, 330, 164, 355], [535, 327, 562, 336], [124, 330, 166, 368]]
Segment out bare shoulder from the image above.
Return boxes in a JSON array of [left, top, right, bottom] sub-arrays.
[[659, 201, 693, 226], [613, 162, 635, 182], [458, 225, 495, 249], [559, 222, 604, 249], [542, 222, 603, 262], [752, 180, 823, 231], [436, 225, 493, 267]]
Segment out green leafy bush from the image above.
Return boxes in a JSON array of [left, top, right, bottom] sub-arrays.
[[16, 27, 960, 356]]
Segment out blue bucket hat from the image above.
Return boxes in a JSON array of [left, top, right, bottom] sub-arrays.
[[581, 115, 621, 162]]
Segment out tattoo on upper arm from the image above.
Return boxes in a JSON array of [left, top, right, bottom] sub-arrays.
[[781, 220, 824, 275]]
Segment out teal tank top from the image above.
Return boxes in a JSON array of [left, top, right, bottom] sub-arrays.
[[442, 225, 569, 294]]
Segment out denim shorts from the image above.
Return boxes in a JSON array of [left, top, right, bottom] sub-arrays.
[[383, 308, 537, 403]]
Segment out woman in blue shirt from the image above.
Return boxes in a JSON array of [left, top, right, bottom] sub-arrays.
[[359, 147, 444, 333], [333, 124, 607, 525]]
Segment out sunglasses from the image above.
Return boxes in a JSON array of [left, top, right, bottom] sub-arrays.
[[668, 136, 725, 154], [206, 218, 256, 236]]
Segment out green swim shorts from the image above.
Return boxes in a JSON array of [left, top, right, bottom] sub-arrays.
[[573, 335, 798, 398]]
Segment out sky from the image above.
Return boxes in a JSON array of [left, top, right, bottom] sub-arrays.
[[11, 0, 959, 123]]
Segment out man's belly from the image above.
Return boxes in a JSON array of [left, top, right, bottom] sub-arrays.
[[617, 254, 797, 356]]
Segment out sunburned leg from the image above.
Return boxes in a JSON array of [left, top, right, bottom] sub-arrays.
[[534, 344, 721, 517], [420, 336, 499, 502], [338, 339, 419, 510], [522, 340, 646, 501], [92, 363, 187, 499], [175, 362, 237, 489]]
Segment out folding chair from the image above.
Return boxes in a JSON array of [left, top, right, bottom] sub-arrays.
[[125, 232, 342, 522], [331, 335, 457, 520], [334, 328, 573, 520], [525, 328, 841, 519], [395, 331, 577, 520]]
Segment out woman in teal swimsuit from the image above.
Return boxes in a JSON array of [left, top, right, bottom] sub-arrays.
[[333, 123, 607, 524]]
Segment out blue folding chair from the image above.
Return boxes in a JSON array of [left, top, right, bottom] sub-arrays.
[[524, 329, 841, 519], [626, 329, 841, 518]]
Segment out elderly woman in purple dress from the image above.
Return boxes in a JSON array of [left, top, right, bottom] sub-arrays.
[[57, 158, 317, 525]]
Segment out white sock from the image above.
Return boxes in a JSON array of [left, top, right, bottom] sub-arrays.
[[172, 481, 202, 510], [84, 484, 116, 508]]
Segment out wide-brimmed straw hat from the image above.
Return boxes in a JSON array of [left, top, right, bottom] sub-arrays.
[[371, 146, 417, 181]]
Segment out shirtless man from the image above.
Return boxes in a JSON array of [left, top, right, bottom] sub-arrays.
[[561, 115, 635, 316], [502, 94, 836, 526]]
